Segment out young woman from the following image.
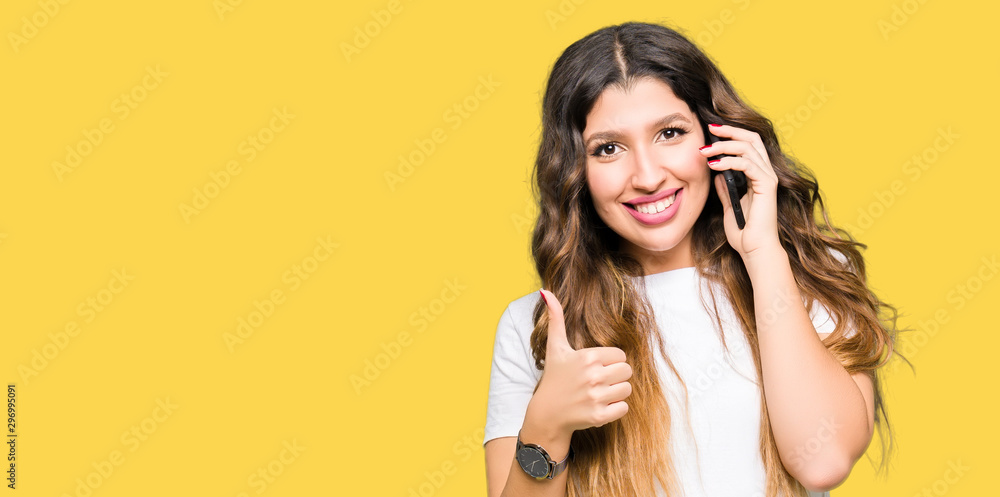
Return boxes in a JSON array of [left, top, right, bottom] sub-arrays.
[[483, 21, 903, 497]]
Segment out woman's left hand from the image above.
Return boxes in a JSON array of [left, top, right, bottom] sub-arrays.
[[700, 124, 782, 261]]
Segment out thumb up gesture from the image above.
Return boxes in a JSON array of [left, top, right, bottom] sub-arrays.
[[528, 289, 634, 435]]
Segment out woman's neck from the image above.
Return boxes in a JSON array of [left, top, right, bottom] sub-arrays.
[[621, 237, 696, 276]]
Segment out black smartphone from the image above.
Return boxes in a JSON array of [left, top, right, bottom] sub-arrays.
[[702, 121, 749, 229]]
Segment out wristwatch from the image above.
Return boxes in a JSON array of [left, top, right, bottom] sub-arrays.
[[515, 431, 572, 480]]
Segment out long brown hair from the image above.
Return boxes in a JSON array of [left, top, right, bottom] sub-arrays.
[[527, 21, 908, 496]]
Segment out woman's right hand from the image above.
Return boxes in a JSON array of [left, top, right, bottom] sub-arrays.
[[525, 289, 634, 437]]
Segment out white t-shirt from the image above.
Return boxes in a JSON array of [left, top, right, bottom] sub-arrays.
[[484, 266, 853, 496]]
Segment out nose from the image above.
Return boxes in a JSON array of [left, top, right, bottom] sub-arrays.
[[630, 144, 667, 192]]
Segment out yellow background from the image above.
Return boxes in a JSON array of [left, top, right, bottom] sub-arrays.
[[1, 0, 996, 495]]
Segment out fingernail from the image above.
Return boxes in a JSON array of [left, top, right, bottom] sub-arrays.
[[539, 289, 548, 304], [708, 159, 720, 165], [699, 145, 712, 151], [708, 123, 722, 127]]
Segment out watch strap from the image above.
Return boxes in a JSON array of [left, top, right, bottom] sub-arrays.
[[516, 432, 572, 480]]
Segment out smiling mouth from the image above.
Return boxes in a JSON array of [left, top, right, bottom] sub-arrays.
[[626, 191, 678, 214]]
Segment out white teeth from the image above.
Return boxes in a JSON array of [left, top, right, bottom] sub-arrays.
[[634, 193, 676, 214]]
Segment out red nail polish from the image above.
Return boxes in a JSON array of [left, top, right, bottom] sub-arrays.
[[699, 145, 712, 151], [708, 159, 720, 165], [539, 290, 548, 304], [708, 123, 722, 127]]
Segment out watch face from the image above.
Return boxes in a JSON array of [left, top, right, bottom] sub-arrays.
[[516, 446, 550, 479]]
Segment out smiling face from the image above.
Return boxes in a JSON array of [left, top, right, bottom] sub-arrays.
[[583, 76, 711, 275]]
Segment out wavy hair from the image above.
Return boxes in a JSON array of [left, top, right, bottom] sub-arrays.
[[527, 21, 908, 496]]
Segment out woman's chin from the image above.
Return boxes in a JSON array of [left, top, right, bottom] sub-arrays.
[[622, 236, 685, 255]]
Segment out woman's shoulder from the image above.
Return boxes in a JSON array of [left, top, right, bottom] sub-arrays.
[[490, 289, 544, 376], [497, 289, 542, 331]]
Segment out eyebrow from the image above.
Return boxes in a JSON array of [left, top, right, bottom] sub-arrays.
[[584, 112, 693, 148]]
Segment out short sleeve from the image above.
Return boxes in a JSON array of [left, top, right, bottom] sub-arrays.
[[828, 245, 852, 270], [483, 298, 543, 446], [808, 298, 857, 339]]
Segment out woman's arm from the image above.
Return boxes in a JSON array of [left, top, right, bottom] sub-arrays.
[[702, 124, 876, 491], [485, 402, 573, 497], [485, 289, 632, 496], [744, 246, 876, 492]]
